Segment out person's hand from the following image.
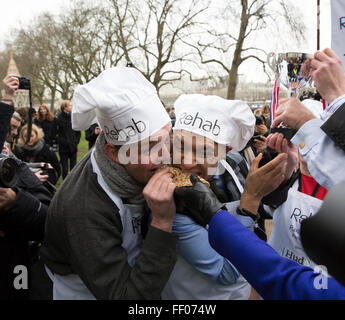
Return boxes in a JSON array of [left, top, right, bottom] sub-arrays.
[[143, 167, 176, 232], [271, 98, 316, 130], [174, 175, 225, 228], [240, 153, 287, 213], [45, 163, 53, 169], [1, 144, 10, 156], [266, 132, 299, 182], [0, 188, 16, 213], [255, 124, 268, 135], [2, 75, 19, 101], [310, 48, 345, 103], [253, 136, 267, 154], [34, 170, 49, 182]]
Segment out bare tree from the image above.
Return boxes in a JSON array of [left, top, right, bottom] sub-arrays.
[[12, 14, 66, 110], [107, 0, 210, 92], [186, 0, 306, 99], [9, 1, 126, 109], [56, 2, 128, 85]]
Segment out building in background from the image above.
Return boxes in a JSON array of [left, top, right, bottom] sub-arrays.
[[5, 48, 30, 110]]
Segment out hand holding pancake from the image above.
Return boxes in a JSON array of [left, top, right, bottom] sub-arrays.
[[143, 167, 176, 233], [174, 173, 225, 228]]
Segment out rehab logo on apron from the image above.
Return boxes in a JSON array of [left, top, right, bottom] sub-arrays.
[[269, 182, 323, 269]]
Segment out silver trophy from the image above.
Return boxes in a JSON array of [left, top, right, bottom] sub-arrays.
[[267, 52, 312, 97], [267, 52, 312, 139]]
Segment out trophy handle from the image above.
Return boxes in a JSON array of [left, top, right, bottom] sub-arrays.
[[267, 52, 277, 72]]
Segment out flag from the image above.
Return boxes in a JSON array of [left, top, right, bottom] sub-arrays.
[[270, 78, 279, 126]]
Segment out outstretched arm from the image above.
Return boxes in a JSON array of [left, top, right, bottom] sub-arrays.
[[209, 209, 345, 300]]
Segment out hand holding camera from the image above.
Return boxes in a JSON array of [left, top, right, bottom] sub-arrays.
[[28, 162, 54, 183], [35, 170, 49, 183], [0, 187, 16, 213], [2, 75, 19, 102], [252, 135, 267, 154]]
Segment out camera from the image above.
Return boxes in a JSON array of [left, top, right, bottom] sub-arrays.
[[27, 163, 54, 176], [0, 157, 19, 188], [255, 115, 265, 126], [27, 163, 57, 194], [17, 76, 31, 90]]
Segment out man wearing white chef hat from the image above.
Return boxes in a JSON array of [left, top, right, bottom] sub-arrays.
[[39, 67, 179, 300], [163, 94, 267, 300]]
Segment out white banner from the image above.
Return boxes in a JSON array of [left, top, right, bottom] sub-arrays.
[[331, 0, 345, 72]]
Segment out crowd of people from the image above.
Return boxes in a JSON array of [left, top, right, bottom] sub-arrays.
[[0, 47, 345, 301]]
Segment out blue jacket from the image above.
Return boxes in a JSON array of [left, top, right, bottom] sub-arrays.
[[209, 210, 345, 300]]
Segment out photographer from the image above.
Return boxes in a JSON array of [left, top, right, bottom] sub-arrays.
[[0, 151, 52, 300], [252, 114, 269, 154], [13, 124, 60, 186], [85, 123, 101, 150], [241, 114, 271, 167], [0, 75, 53, 300]]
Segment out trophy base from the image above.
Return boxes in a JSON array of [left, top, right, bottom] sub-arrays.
[[270, 127, 297, 141]]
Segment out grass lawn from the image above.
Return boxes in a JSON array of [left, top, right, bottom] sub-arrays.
[[56, 131, 90, 187], [77, 131, 90, 163]]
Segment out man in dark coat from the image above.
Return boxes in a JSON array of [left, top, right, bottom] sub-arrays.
[[52, 100, 81, 179], [85, 123, 101, 150]]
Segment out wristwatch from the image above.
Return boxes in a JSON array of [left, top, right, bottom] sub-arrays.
[[237, 207, 267, 241], [236, 207, 260, 222]]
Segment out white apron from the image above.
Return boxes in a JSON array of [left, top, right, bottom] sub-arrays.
[[46, 149, 144, 300], [268, 181, 323, 268], [162, 161, 251, 300]]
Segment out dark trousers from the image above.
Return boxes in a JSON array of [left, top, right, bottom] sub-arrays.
[[59, 152, 77, 180]]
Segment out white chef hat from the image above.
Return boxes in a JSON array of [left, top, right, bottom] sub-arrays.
[[301, 99, 324, 119], [72, 67, 171, 145], [173, 94, 255, 151]]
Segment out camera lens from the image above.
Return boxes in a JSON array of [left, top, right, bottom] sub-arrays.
[[0, 158, 18, 188]]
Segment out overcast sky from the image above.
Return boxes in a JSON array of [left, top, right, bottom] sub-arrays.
[[0, 0, 332, 82], [0, 0, 72, 48]]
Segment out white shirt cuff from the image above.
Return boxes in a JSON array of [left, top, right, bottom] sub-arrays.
[[321, 94, 345, 121], [291, 118, 324, 156]]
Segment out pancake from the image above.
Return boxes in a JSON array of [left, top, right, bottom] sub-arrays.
[[168, 166, 210, 188]]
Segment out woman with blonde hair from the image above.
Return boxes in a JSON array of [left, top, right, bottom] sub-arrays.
[[260, 104, 271, 128], [52, 100, 81, 179], [34, 104, 55, 146], [13, 124, 60, 186]]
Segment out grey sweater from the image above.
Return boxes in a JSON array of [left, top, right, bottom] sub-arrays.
[[40, 153, 178, 300]]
